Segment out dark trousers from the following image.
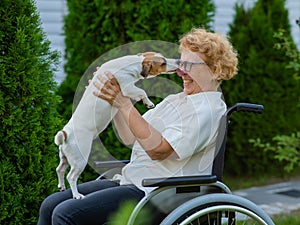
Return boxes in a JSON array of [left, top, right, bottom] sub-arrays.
[[37, 179, 145, 225]]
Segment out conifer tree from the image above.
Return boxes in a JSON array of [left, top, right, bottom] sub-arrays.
[[223, 0, 300, 175], [0, 0, 62, 223], [58, 0, 215, 119], [57, 0, 216, 170]]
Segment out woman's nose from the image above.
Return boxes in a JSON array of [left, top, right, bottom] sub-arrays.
[[176, 68, 186, 77]]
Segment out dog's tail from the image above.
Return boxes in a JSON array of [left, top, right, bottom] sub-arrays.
[[54, 130, 67, 146]]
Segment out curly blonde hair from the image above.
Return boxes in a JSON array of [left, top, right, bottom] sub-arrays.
[[179, 28, 238, 82]]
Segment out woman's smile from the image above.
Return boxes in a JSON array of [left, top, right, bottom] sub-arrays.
[[181, 73, 202, 95], [183, 79, 193, 84], [183, 78, 194, 87]]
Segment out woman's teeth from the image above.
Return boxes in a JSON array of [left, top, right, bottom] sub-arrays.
[[183, 80, 193, 84]]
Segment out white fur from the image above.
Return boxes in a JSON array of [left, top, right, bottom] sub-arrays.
[[54, 54, 177, 199]]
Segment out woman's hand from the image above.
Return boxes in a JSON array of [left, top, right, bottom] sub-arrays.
[[93, 71, 131, 109]]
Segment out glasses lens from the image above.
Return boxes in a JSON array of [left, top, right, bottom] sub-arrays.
[[176, 60, 192, 72], [176, 60, 204, 72], [184, 62, 192, 72]]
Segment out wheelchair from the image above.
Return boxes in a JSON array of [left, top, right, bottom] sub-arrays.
[[94, 103, 275, 225]]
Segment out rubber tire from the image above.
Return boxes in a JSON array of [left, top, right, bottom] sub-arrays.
[[160, 193, 275, 225]]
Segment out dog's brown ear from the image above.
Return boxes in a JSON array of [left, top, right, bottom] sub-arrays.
[[141, 58, 153, 77], [141, 63, 151, 77]]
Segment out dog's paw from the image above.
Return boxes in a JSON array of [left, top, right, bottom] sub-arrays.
[[146, 102, 155, 108], [141, 98, 155, 108], [73, 194, 85, 200], [58, 185, 66, 192]]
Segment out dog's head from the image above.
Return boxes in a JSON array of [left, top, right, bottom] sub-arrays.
[[139, 52, 178, 78]]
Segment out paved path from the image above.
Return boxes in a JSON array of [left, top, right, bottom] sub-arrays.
[[233, 180, 300, 215]]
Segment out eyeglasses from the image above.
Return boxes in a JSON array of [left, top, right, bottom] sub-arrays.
[[176, 59, 206, 72]]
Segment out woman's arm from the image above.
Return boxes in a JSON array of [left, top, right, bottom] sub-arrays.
[[93, 72, 178, 160], [112, 111, 135, 146], [117, 100, 176, 160]]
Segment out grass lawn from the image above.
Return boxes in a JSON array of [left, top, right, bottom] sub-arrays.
[[223, 170, 300, 224], [223, 169, 300, 191], [272, 209, 300, 225]]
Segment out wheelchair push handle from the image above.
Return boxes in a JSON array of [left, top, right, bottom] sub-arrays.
[[226, 103, 264, 116], [236, 103, 264, 113]]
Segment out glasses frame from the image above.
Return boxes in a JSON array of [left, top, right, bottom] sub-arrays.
[[176, 59, 206, 72]]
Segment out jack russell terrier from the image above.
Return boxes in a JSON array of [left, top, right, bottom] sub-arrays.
[[54, 52, 178, 199]]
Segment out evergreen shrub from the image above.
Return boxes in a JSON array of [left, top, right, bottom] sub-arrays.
[[58, 0, 216, 181], [0, 0, 63, 223], [223, 0, 300, 176]]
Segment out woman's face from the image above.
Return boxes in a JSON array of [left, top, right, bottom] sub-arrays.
[[177, 49, 217, 95]]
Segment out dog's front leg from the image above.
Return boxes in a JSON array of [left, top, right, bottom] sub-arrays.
[[141, 96, 155, 108], [56, 150, 69, 192], [123, 85, 155, 108]]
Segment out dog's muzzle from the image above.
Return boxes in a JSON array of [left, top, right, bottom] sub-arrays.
[[166, 58, 179, 73]]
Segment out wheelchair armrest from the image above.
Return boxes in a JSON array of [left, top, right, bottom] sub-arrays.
[[142, 175, 218, 187], [94, 160, 130, 168]]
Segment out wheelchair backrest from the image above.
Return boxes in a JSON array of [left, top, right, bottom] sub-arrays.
[[212, 103, 264, 181]]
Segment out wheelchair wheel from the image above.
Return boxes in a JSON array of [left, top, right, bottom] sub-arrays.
[[160, 193, 274, 225]]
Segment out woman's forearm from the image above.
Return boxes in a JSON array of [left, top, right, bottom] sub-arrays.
[[118, 100, 176, 160], [119, 103, 162, 150], [112, 111, 135, 145]]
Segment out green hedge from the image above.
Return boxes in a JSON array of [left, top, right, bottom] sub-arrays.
[[59, 0, 215, 118], [58, 0, 216, 181], [0, 0, 63, 223], [222, 0, 300, 176]]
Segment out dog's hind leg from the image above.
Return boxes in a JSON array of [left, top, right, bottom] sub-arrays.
[[56, 151, 69, 192], [67, 165, 85, 199]]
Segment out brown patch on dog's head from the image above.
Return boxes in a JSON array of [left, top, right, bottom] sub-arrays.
[[141, 56, 167, 77], [138, 52, 163, 58]]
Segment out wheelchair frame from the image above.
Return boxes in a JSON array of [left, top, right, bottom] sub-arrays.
[[94, 103, 275, 225]]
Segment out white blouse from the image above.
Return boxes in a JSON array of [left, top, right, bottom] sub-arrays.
[[114, 91, 226, 194]]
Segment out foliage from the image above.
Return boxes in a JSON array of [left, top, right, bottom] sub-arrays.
[[59, 0, 216, 180], [222, 0, 300, 176], [250, 132, 300, 173], [249, 28, 300, 173], [59, 0, 215, 119], [108, 200, 151, 225], [0, 0, 63, 223], [273, 28, 300, 80]]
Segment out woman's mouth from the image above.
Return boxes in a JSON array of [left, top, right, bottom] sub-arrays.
[[183, 79, 193, 84]]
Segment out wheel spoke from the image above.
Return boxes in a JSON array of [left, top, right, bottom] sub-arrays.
[[176, 207, 269, 225], [159, 194, 274, 225]]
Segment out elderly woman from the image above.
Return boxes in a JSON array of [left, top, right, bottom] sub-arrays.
[[38, 28, 238, 225]]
